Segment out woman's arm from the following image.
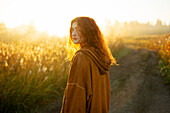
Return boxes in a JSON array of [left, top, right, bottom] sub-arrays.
[[60, 52, 92, 113]]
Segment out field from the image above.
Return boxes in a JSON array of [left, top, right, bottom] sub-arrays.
[[0, 33, 169, 113], [0, 38, 69, 112], [123, 34, 170, 83]]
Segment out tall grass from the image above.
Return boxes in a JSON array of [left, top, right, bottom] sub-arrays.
[[0, 38, 69, 113], [0, 36, 126, 113], [0, 34, 168, 113], [158, 35, 170, 84]]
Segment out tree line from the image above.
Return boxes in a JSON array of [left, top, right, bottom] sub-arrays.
[[0, 19, 170, 42], [104, 19, 170, 37]]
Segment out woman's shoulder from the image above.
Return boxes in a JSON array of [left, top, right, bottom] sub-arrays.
[[72, 50, 90, 63], [71, 45, 99, 65]]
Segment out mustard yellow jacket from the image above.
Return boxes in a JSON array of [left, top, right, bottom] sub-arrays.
[[60, 45, 111, 113]]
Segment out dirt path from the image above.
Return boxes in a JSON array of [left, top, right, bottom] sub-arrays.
[[109, 48, 170, 113], [38, 47, 170, 113]]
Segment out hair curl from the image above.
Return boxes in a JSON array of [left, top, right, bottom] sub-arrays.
[[68, 17, 117, 65]]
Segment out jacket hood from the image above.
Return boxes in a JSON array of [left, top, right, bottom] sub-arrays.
[[76, 45, 111, 74]]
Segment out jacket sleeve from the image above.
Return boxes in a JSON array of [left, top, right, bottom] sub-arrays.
[[60, 52, 92, 113]]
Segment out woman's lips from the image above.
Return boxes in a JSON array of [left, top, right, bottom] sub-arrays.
[[73, 38, 79, 43], [73, 38, 78, 40]]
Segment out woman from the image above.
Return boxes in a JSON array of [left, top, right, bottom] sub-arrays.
[[60, 17, 117, 113]]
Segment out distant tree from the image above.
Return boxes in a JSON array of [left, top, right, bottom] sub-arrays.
[[27, 22, 36, 35], [123, 22, 128, 36], [113, 20, 122, 36], [0, 22, 9, 41], [0, 22, 7, 33], [155, 19, 163, 27], [104, 18, 114, 38]]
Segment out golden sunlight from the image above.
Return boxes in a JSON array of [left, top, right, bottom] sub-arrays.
[[0, 1, 170, 113], [0, 0, 170, 37]]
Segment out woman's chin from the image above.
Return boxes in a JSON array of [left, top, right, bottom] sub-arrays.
[[73, 42, 79, 44], [73, 40, 79, 44]]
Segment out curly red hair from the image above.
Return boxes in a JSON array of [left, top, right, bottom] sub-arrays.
[[68, 17, 117, 65]]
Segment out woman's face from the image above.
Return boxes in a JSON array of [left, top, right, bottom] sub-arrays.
[[72, 22, 84, 44]]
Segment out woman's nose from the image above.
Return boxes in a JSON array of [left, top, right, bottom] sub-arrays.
[[72, 31, 77, 36]]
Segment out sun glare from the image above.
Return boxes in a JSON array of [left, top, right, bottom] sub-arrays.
[[0, 0, 169, 37], [0, 0, 113, 37]]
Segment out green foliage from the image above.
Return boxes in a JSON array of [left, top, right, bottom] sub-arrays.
[[123, 34, 170, 85], [159, 59, 170, 85], [108, 37, 125, 57]]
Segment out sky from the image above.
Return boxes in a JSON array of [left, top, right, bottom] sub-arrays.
[[0, 0, 170, 37]]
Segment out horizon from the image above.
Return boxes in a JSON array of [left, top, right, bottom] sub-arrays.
[[0, 0, 170, 37]]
